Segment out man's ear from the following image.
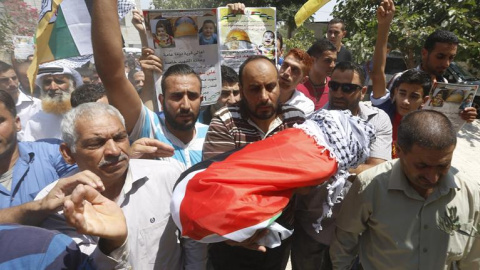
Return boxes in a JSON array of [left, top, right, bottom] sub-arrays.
[[360, 86, 367, 100], [60, 143, 76, 165], [421, 48, 428, 60], [14, 116, 21, 132], [301, 75, 309, 84], [158, 94, 164, 104], [420, 96, 430, 109]]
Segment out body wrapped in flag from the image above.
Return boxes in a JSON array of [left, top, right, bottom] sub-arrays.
[[171, 109, 375, 247]]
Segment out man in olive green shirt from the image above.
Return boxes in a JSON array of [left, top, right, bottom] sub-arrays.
[[331, 110, 480, 269]]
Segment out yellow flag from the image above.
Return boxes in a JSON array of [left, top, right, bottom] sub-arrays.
[[295, 0, 331, 27]]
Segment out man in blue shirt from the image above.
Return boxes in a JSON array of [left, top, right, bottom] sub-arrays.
[[0, 90, 78, 223]]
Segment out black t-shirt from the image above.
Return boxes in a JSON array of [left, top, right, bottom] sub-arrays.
[[337, 45, 353, 63]]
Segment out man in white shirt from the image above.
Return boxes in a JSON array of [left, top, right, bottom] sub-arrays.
[[278, 48, 315, 117], [0, 61, 41, 140], [23, 63, 83, 141]]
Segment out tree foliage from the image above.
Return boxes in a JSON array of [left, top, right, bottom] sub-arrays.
[[332, 0, 480, 70], [0, 0, 38, 53], [284, 25, 316, 51]]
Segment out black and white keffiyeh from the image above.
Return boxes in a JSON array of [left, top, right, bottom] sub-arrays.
[[295, 109, 376, 232]]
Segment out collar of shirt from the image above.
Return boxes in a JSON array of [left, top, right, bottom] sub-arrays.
[[16, 90, 36, 106], [387, 160, 459, 202]]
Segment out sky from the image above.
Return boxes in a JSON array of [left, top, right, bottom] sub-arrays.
[[139, 0, 337, 20]]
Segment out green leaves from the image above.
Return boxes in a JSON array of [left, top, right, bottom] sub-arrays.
[[438, 206, 461, 236]]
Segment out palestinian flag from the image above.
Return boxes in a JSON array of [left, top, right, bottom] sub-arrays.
[[27, 0, 135, 91], [170, 127, 338, 246]]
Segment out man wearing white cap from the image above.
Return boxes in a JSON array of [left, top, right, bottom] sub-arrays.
[[23, 64, 83, 141]]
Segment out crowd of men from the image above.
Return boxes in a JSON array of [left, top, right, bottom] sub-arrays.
[[0, 0, 479, 269]]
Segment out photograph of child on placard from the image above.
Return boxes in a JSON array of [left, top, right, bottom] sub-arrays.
[[257, 30, 275, 59], [153, 19, 175, 48], [199, 19, 218, 45]]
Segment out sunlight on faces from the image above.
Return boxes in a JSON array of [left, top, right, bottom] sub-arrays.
[[397, 144, 455, 198], [160, 74, 202, 131], [211, 82, 240, 112], [66, 113, 130, 187], [40, 75, 75, 114], [0, 102, 20, 157], [279, 55, 305, 92], [311, 51, 337, 78], [240, 59, 280, 121], [329, 69, 365, 115], [327, 23, 345, 46], [0, 69, 19, 97], [422, 43, 457, 77], [394, 83, 427, 116]]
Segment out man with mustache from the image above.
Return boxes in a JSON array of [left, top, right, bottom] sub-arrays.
[[36, 102, 205, 269], [90, 0, 207, 169], [202, 55, 305, 269], [23, 64, 83, 141]]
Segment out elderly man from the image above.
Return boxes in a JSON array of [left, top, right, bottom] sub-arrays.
[[36, 102, 205, 269], [0, 61, 41, 140], [203, 55, 305, 269], [23, 64, 83, 141], [91, 0, 207, 169], [278, 48, 315, 116], [0, 90, 76, 210], [331, 110, 480, 269]]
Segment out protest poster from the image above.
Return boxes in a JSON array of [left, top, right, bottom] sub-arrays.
[[143, 9, 222, 105], [423, 82, 478, 132], [218, 7, 276, 72], [13, 36, 35, 60]]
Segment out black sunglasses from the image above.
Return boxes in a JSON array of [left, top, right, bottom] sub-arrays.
[[328, 81, 363, 94]]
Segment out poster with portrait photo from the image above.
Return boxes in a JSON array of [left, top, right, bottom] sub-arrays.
[[143, 9, 221, 105], [424, 82, 478, 132], [218, 7, 276, 72]]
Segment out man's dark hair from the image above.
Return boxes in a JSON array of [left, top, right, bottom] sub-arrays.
[[307, 38, 336, 58], [276, 32, 283, 50], [332, 61, 366, 86], [423, 30, 459, 52], [0, 61, 14, 74], [238, 55, 276, 88], [160, 64, 202, 95], [221, 65, 238, 85], [397, 110, 456, 153], [70, 84, 106, 108], [0, 90, 17, 117], [394, 69, 432, 97], [328, 18, 346, 31]]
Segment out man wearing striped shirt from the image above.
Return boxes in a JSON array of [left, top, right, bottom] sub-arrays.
[[203, 55, 305, 269]]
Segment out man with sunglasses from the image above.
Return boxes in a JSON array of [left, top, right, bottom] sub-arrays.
[[0, 61, 41, 141], [292, 3, 393, 269]]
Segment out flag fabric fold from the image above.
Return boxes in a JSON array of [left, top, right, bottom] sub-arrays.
[[295, 0, 331, 27]]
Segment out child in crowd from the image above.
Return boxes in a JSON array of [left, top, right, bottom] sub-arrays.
[[257, 30, 275, 59], [199, 20, 218, 45]]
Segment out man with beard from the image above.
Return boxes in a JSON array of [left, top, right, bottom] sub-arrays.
[[297, 39, 337, 110], [202, 55, 305, 270], [23, 64, 83, 141], [278, 48, 315, 117], [0, 61, 41, 141], [91, 0, 206, 169], [198, 65, 240, 125]]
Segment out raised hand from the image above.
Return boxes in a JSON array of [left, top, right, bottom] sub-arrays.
[[129, 137, 175, 159]]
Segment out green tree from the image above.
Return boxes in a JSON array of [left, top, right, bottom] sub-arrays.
[[0, 0, 38, 54], [332, 0, 480, 70], [284, 25, 316, 51]]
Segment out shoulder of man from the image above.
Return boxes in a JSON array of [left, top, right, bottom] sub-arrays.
[[356, 159, 396, 191], [279, 104, 306, 124]]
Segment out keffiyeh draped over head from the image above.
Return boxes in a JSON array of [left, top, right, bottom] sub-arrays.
[[296, 109, 376, 232], [171, 109, 375, 247]]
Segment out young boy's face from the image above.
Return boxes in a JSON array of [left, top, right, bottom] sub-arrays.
[[203, 23, 215, 38], [156, 26, 166, 37], [394, 83, 427, 116], [263, 32, 274, 46]]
